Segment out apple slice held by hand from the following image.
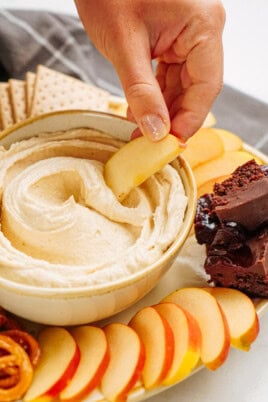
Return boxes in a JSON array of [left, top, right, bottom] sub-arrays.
[[163, 288, 231, 370], [24, 327, 80, 402], [60, 326, 109, 402], [204, 287, 259, 351], [129, 306, 174, 390], [100, 323, 145, 402], [104, 134, 184, 201], [153, 302, 201, 385]]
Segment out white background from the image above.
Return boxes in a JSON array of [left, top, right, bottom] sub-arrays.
[[0, 1, 268, 402], [0, 0, 268, 104]]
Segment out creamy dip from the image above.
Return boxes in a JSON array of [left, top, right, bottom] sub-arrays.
[[0, 129, 188, 288]]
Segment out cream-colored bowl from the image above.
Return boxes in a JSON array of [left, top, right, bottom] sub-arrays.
[[0, 110, 196, 326]]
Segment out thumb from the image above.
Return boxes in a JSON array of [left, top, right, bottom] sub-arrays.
[[110, 33, 170, 141]]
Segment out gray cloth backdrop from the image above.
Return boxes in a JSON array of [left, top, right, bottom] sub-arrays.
[[0, 8, 267, 155]]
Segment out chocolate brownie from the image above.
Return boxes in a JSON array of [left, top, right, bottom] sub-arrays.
[[194, 160, 268, 297]]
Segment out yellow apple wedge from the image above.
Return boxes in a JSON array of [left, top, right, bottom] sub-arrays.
[[193, 150, 258, 187], [100, 323, 145, 402], [104, 134, 184, 201], [59, 326, 109, 402], [202, 111, 217, 128], [24, 327, 80, 402], [182, 128, 224, 169], [203, 287, 260, 351], [163, 288, 231, 370], [197, 175, 230, 197], [153, 302, 201, 385], [212, 128, 243, 151], [129, 306, 175, 389]]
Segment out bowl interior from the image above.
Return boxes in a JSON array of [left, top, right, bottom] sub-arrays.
[[0, 110, 196, 297]]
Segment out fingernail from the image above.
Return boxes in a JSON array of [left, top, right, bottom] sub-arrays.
[[139, 114, 169, 141]]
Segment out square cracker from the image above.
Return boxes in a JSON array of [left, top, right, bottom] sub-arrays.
[[0, 83, 14, 129], [26, 71, 36, 116], [30, 65, 110, 117], [9, 79, 27, 124]]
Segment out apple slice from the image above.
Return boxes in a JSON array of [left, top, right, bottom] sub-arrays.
[[182, 128, 224, 168], [153, 302, 201, 385], [202, 111, 216, 128], [128, 306, 174, 389], [212, 128, 243, 151], [104, 134, 184, 201], [193, 150, 258, 187], [60, 326, 109, 402], [24, 327, 80, 402], [204, 287, 260, 351], [163, 288, 230, 370], [100, 323, 145, 401], [197, 175, 230, 198]]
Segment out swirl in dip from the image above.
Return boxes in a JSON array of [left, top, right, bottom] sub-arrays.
[[0, 129, 188, 288]]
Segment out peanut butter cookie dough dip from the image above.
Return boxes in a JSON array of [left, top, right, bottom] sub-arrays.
[[0, 129, 188, 288]]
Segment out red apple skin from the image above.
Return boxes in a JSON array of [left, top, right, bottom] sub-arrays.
[[101, 323, 146, 402], [164, 288, 231, 371], [204, 287, 260, 351], [153, 303, 202, 384], [129, 306, 175, 389], [60, 346, 110, 402], [44, 343, 81, 399], [208, 304, 230, 370], [118, 338, 145, 402], [239, 318, 260, 350], [159, 317, 175, 384]]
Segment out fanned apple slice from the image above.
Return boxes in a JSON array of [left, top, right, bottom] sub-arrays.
[[100, 323, 145, 401], [153, 302, 201, 385], [204, 287, 260, 351], [60, 326, 109, 402], [24, 327, 80, 402], [104, 134, 184, 201], [163, 288, 231, 370], [129, 306, 174, 389]]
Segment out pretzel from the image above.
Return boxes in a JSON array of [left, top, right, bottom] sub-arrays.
[[0, 334, 33, 401], [1, 329, 41, 367]]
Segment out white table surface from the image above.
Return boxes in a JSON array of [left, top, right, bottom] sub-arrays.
[[1, 1, 268, 402]]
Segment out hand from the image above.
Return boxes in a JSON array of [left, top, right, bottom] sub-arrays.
[[75, 0, 225, 141]]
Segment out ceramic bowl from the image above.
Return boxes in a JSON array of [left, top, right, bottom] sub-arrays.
[[0, 110, 196, 325]]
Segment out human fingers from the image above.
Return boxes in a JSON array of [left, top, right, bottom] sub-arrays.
[[159, 1, 225, 140], [110, 30, 171, 141], [170, 34, 224, 140]]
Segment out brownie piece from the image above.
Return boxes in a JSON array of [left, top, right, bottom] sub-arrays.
[[194, 160, 268, 297]]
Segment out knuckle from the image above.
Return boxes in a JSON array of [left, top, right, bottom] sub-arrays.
[[125, 81, 155, 101]]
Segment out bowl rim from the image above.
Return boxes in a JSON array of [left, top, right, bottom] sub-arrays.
[[0, 109, 129, 140], [0, 110, 197, 298]]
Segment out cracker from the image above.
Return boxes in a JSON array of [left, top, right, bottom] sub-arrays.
[[0, 83, 14, 129], [30, 65, 110, 117], [26, 71, 36, 116], [9, 79, 27, 123]]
